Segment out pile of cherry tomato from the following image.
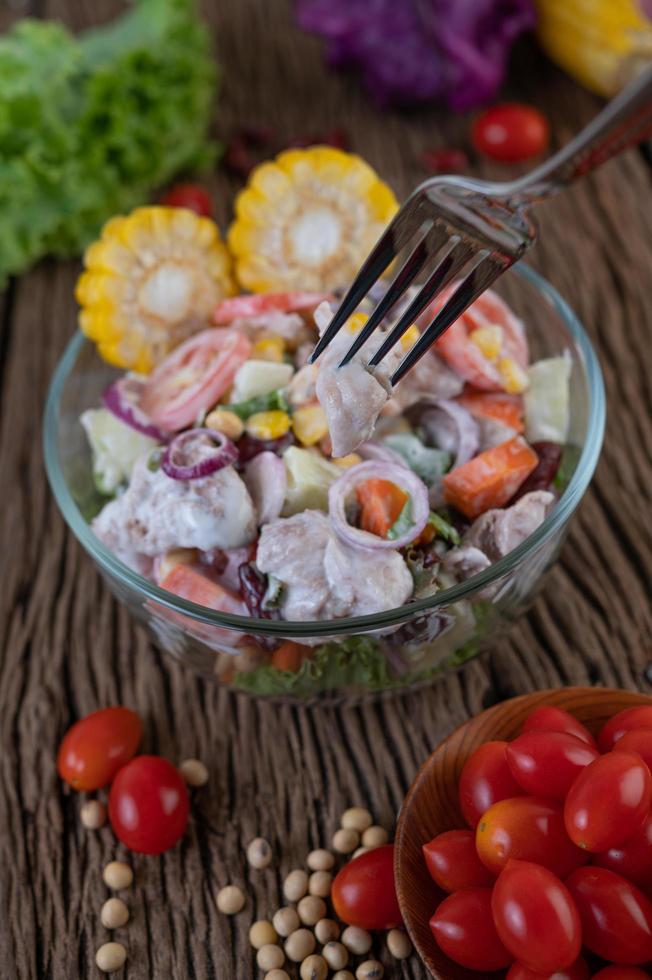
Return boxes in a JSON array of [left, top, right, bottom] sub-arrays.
[[424, 703, 652, 978], [57, 706, 189, 855]]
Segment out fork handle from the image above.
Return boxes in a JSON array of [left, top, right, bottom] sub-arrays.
[[507, 66, 652, 206]]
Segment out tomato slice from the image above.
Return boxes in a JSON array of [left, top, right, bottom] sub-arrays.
[[522, 705, 597, 748], [425, 286, 528, 391], [506, 958, 589, 980], [213, 291, 330, 324], [598, 705, 652, 752], [140, 328, 252, 431], [566, 866, 652, 965], [505, 731, 599, 800], [57, 706, 142, 791], [430, 887, 512, 971], [422, 829, 494, 893], [458, 740, 525, 828]]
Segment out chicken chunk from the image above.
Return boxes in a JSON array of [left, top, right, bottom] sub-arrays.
[[93, 455, 256, 567], [256, 510, 413, 621], [462, 490, 555, 561]]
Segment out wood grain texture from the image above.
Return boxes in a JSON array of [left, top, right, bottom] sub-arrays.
[[395, 687, 652, 980], [0, 1, 651, 978]]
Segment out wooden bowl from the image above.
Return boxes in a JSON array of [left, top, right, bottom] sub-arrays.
[[394, 686, 652, 980]]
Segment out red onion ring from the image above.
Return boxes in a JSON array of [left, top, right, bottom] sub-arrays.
[[328, 460, 429, 551], [102, 377, 169, 441], [243, 451, 287, 525], [162, 428, 239, 480], [420, 399, 479, 468]]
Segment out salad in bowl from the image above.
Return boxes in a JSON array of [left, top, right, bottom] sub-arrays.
[[45, 147, 605, 699]]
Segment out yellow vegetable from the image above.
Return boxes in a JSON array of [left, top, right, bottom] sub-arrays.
[[204, 409, 245, 441], [252, 336, 286, 362], [292, 405, 329, 446], [470, 325, 503, 362], [246, 410, 291, 440], [400, 324, 420, 350], [76, 206, 234, 372], [333, 453, 363, 468], [346, 312, 369, 334], [498, 357, 529, 395], [228, 146, 398, 293]]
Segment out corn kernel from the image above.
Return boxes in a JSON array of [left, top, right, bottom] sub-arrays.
[[469, 324, 504, 361], [246, 410, 291, 440], [498, 357, 529, 394], [252, 336, 286, 362], [333, 453, 362, 468], [205, 408, 244, 441], [400, 324, 420, 350], [345, 312, 369, 334], [292, 405, 329, 446]]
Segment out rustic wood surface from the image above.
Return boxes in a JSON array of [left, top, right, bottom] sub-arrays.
[[1, 1, 651, 978]]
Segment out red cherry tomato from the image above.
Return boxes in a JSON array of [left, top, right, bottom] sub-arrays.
[[108, 756, 189, 855], [140, 328, 252, 431], [160, 182, 213, 217], [57, 706, 142, 791], [431, 287, 529, 392], [613, 727, 652, 771], [506, 731, 599, 800], [491, 860, 581, 973], [429, 887, 512, 971], [458, 740, 525, 828], [592, 811, 652, 887], [566, 866, 652, 964], [598, 705, 652, 752], [506, 957, 589, 980], [522, 705, 596, 748], [476, 797, 587, 877], [331, 845, 400, 930], [591, 969, 652, 980], [472, 103, 549, 162], [422, 829, 494, 892], [564, 751, 651, 852]]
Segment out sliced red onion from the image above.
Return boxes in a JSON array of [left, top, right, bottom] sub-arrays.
[[243, 451, 287, 525], [162, 428, 238, 480], [357, 441, 405, 466], [420, 399, 479, 468], [328, 460, 429, 551], [102, 377, 169, 441]]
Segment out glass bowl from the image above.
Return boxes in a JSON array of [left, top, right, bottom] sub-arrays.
[[43, 266, 605, 702]]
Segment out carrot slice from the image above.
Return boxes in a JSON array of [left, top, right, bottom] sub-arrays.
[[356, 478, 408, 538], [443, 437, 539, 520], [271, 641, 312, 673], [456, 390, 525, 433], [159, 565, 244, 614]]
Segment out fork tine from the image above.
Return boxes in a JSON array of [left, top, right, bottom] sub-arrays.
[[367, 236, 474, 368], [338, 223, 448, 368], [390, 254, 509, 386], [309, 200, 425, 364]]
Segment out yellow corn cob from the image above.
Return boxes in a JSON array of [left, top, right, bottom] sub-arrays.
[[291, 404, 329, 446], [470, 325, 504, 362], [246, 410, 291, 440], [76, 206, 235, 372], [252, 336, 286, 362], [498, 357, 529, 395], [228, 147, 398, 293]]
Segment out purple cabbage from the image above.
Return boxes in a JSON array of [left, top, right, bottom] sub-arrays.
[[295, 0, 536, 110]]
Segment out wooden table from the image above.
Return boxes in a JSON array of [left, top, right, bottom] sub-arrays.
[[1, 2, 651, 978]]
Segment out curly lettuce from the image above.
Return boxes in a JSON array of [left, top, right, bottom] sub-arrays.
[[0, 0, 217, 285]]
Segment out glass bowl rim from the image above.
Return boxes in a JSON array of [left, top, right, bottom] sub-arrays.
[[43, 264, 606, 639]]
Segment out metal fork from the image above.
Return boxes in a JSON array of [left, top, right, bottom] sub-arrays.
[[310, 68, 652, 385]]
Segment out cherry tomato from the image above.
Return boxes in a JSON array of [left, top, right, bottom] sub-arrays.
[[331, 845, 400, 930], [431, 287, 529, 392], [476, 797, 587, 877], [108, 756, 189, 855], [612, 727, 652, 771], [160, 182, 213, 217], [566, 866, 652, 965], [57, 706, 142, 791], [472, 103, 549, 162], [564, 751, 651, 851], [491, 860, 581, 973], [429, 887, 512, 971], [598, 705, 652, 752], [591, 969, 652, 980], [522, 705, 596, 748], [212, 291, 329, 324], [422, 829, 494, 892], [458, 740, 525, 828], [592, 811, 652, 887], [506, 731, 599, 800], [506, 957, 589, 980], [140, 328, 251, 431]]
